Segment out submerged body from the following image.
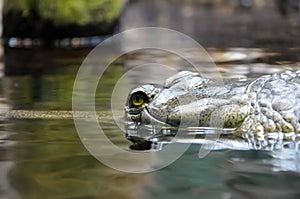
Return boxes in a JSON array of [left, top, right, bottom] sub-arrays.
[[125, 70, 300, 136]]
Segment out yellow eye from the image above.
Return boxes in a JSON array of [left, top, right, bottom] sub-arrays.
[[132, 95, 145, 106]]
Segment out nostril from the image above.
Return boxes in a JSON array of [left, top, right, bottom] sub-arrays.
[[131, 115, 139, 121]]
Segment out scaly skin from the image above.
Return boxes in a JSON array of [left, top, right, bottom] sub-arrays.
[[125, 70, 300, 135]]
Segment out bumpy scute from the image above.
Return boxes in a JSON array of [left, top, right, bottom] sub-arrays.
[[125, 70, 300, 136]]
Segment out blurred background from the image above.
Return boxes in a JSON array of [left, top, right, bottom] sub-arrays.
[[2, 0, 300, 48], [0, 0, 300, 199]]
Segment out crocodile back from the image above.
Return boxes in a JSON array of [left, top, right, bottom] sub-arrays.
[[241, 71, 300, 136]]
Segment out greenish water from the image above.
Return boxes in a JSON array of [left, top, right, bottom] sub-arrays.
[[0, 48, 300, 199]]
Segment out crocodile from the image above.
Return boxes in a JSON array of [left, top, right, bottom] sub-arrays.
[[125, 70, 300, 144]]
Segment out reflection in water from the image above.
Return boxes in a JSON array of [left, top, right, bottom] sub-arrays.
[[2, 119, 154, 199], [0, 161, 20, 199], [0, 46, 300, 198], [142, 147, 300, 199], [225, 150, 300, 199]]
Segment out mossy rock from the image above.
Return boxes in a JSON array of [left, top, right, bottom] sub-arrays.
[[2, 0, 125, 45]]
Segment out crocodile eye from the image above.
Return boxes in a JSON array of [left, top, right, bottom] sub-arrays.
[[130, 92, 148, 107]]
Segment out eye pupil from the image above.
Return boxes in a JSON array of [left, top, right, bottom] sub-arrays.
[[133, 96, 143, 105], [131, 93, 147, 107]]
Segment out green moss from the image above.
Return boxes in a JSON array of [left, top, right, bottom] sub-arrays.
[[3, 0, 23, 12], [4, 0, 124, 25]]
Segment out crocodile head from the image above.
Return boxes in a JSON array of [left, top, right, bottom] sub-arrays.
[[125, 70, 300, 149], [125, 71, 251, 129]]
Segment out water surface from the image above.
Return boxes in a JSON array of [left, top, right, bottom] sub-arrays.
[[0, 47, 300, 199]]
